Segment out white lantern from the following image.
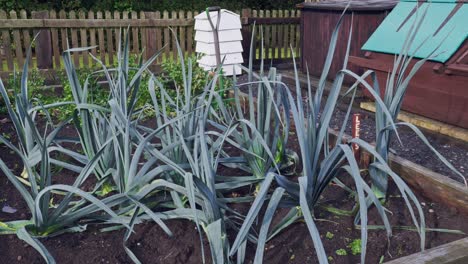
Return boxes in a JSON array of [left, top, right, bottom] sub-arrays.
[[194, 9, 243, 76]]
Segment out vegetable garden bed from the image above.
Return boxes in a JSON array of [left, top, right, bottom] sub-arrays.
[[0, 117, 467, 263], [1, 8, 467, 263]]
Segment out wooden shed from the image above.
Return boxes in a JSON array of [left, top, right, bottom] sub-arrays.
[[298, 0, 398, 79], [350, 0, 468, 129]]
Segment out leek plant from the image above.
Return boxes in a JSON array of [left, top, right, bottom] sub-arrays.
[[0, 54, 130, 264], [0, 41, 73, 180], [368, 6, 467, 198], [209, 26, 293, 191], [229, 13, 425, 264], [61, 29, 162, 191], [159, 85, 256, 264]]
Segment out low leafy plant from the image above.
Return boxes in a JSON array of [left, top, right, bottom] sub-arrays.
[[335, 249, 347, 256], [348, 239, 361, 255]]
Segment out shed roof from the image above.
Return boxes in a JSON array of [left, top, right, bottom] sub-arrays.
[[362, 1, 468, 63], [298, 0, 398, 11]]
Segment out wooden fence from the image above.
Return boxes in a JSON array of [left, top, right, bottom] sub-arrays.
[[0, 9, 300, 76]]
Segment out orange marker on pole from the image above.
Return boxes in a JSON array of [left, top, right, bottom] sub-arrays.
[[352, 113, 361, 162]]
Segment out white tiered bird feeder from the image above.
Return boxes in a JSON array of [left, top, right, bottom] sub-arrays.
[[194, 9, 243, 76]]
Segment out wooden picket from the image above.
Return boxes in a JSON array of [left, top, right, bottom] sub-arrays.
[[0, 9, 301, 75]]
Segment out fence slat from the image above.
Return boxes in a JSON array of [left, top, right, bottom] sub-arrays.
[[114, 11, 121, 56], [122, 11, 129, 54], [288, 10, 295, 58], [278, 10, 284, 59], [179, 11, 185, 57], [139, 11, 147, 61], [283, 10, 289, 58], [265, 10, 271, 59], [105, 11, 114, 65], [58, 10, 67, 61], [0, 10, 14, 71], [163, 11, 170, 61], [88, 10, 97, 67], [295, 10, 301, 57], [9, 11, 24, 70], [272, 10, 278, 59], [171, 11, 177, 60], [186, 11, 193, 56], [69, 11, 80, 66], [258, 10, 265, 60], [252, 10, 258, 59], [131, 11, 139, 54], [49, 10, 61, 68], [79, 11, 89, 67], [96, 11, 106, 63], [155, 11, 162, 63], [19, 11, 31, 68]]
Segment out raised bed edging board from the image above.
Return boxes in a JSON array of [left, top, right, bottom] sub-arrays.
[[384, 237, 468, 264]]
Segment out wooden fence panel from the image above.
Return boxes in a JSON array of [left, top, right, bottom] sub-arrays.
[[0, 9, 300, 76]]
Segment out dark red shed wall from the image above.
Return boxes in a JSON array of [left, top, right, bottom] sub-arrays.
[[299, 1, 397, 80]]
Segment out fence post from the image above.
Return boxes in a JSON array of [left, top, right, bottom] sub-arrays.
[[241, 8, 252, 63], [144, 12, 157, 62], [32, 11, 53, 69]]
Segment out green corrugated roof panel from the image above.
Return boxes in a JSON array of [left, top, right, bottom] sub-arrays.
[[402, 0, 458, 3], [362, 1, 468, 63]]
